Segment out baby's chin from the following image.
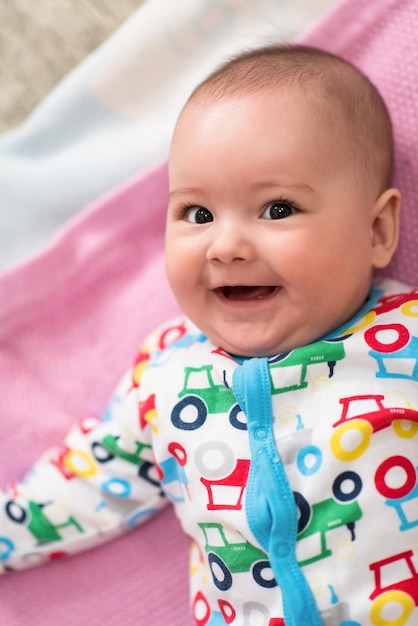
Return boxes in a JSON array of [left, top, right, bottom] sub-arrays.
[[209, 332, 300, 359], [208, 320, 349, 359]]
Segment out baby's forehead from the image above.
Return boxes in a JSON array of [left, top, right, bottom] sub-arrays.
[[175, 47, 393, 192], [173, 87, 354, 179], [176, 85, 354, 162], [178, 83, 385, 190], [182, 81, 351, 142]]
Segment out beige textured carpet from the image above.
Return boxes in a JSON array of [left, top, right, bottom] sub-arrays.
[[0, 0, 143, 132]]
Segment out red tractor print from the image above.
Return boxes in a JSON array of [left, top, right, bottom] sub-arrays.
[[369, 550, 418, 625], [331, 394, 418, 462]]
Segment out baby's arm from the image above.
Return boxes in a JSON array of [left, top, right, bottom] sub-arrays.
[[0, 339, 167, 573]]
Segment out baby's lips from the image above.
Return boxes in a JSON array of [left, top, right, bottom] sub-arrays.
[[217, 286, 278, 301]]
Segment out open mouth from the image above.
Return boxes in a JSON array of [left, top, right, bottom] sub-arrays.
[[214, 286, 280, 302]]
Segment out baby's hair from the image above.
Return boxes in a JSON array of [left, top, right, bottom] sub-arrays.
[[186, 44, 394, 194]]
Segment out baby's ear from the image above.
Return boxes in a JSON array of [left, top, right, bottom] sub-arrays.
[[371, 188, 401, 269]]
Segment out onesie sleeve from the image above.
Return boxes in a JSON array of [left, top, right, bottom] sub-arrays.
[[0, 321, 179, 573]]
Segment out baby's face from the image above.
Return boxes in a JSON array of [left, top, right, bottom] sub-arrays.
[[165, 91, 383, 357]]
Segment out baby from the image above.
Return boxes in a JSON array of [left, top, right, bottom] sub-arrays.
[[1, 45, 417, 626]]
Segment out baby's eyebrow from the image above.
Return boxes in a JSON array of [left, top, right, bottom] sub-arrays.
[[168, 187, 201, 198], [252, 179, 315, 193], [169, 182, 314, 196]]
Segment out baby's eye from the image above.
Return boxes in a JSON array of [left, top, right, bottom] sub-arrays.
[[262, 201, 296, 220], [185, 206, 214, 224]]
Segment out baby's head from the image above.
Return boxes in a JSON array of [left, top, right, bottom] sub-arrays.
[[186, 44, 395, 198], [166, 45, 401, 357]]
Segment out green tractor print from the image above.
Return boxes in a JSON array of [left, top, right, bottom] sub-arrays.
[[171, 365, 245, 431], [198, 522, 277, 591]]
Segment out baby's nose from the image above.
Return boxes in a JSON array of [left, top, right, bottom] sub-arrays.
[[206, 223, 255, 263]]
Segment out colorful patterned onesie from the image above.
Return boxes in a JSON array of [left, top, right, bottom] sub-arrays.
[[1, 278, 417, 626]]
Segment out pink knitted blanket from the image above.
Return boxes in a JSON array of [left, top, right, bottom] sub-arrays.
[[1, 0, 417, 623]]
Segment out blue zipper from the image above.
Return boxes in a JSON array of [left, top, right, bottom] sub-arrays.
[[233, 356, 322, 626]]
